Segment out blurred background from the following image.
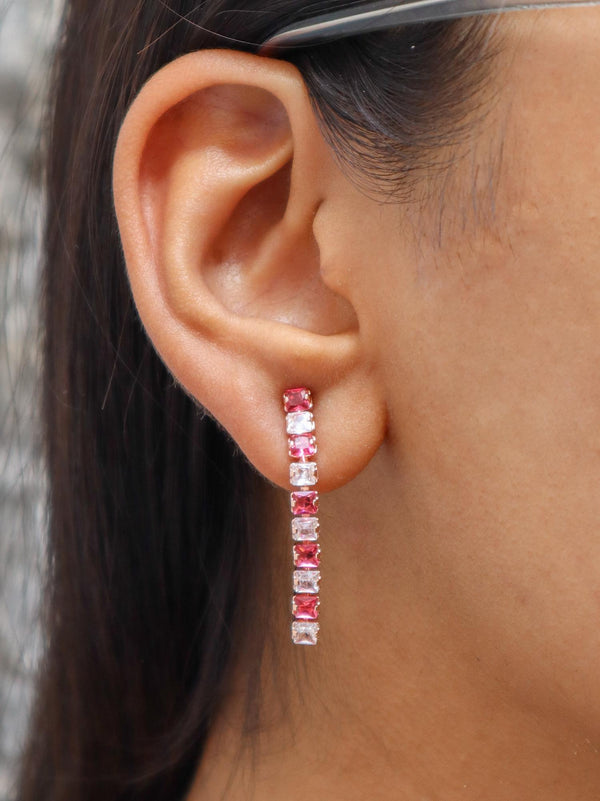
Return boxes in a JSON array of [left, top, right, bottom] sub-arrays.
[[0, 1, 61, 797]]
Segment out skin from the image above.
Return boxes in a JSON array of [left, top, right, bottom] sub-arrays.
[[113, 10, 600, 800]]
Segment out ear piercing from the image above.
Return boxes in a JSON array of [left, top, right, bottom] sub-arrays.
[[283, 387, 321, 645]]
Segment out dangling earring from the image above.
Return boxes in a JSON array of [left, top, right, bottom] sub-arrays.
[[283, 387, 321, 645]]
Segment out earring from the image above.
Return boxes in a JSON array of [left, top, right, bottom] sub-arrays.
[[283, 387, 321, 646]]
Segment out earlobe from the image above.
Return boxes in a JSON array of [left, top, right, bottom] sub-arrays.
[[112, 49, 387, 490]]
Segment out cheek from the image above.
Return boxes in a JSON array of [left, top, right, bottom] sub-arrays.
[[394, 263, 600, 733], [376, 13, 600, 733]]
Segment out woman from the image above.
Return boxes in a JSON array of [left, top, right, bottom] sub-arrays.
[[16, 0, 600, 798]]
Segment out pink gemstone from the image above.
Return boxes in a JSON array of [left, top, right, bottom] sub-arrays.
[[288, 435, 317, 458], [291, 491, 319, 515], [283, 387, 313, 413], [293, 542, 321, 568], [293, 594, 320, 620]]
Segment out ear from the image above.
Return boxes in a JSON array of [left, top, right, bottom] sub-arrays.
[[112, 49, 386, 491]]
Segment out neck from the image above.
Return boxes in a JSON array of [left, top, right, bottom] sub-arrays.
[[187, 443, 600, 801]]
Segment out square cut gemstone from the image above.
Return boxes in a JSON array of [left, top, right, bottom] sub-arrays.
[[290, 462, 318, 487], [291, 491, 319, 515], [291, 621, 320, 645], [293, 569, 321, 594], [292, 593, 320, 620], [286, 411, 315, 436], [283, 387, 313, 413], [288, 435, 317, 459], [291, 516, 320, 541], [293, 542, 320, 568]]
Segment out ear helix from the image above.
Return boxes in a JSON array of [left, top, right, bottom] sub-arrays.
[[283, 387, 322, 646]]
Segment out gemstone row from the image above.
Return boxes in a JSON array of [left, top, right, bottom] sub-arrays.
[[284, 386, 321, 646]]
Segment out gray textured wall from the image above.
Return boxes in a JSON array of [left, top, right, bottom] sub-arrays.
[[0, 1, 61, 797]]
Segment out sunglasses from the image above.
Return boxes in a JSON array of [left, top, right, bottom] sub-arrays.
[[261, 0, 600, 51]]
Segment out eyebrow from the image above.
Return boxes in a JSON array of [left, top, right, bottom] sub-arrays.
[[260, 0, 600, 51]]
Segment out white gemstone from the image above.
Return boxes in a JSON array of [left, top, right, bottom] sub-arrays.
[[286, 411, 315, 435], [290, 462, 318, 487], [293, 569, 320, 594], [291, 621, 320, 645], [292, 517, 320, 541]]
